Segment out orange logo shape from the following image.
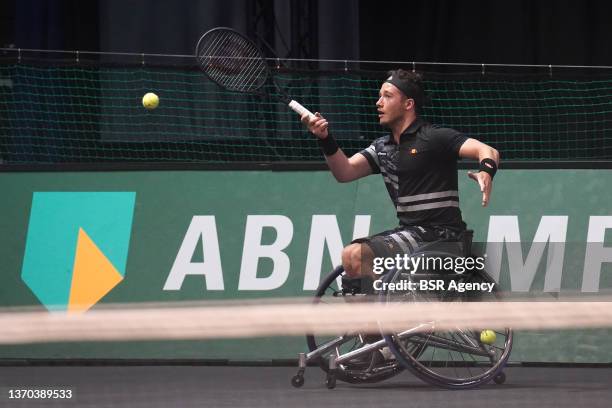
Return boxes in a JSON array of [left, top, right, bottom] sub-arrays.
[[68, 228, 124, 312]]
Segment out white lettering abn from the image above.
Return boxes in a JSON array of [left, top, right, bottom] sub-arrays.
[[163, 216, 224, 291], [238, 215, 293, 290]]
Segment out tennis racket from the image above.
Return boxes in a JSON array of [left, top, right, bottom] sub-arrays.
[[195, 27, 315, 121]]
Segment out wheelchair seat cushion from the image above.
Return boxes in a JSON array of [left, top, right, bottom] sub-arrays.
[[352, 225, 467, 260]]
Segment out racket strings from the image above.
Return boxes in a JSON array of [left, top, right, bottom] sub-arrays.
[[198, 34, 240, 84], [197, 30, 268, 92]]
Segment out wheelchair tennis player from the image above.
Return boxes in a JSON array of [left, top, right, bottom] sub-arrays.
[[295, 72, 508, 389], [302, 69, 499, 288]]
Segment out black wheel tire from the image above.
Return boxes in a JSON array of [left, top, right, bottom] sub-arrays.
[[291, 375, 305, 388], [493, 372, 506, 384]]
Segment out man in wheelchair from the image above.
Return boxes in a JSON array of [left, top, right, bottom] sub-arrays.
[[302, 68, 499, 290], [295, 70, 510, 390]]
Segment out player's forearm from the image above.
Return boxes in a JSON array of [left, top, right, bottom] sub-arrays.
[[324, 149, 356, 183], [316, 132, 360, 182], [479, 146, 500, 165]]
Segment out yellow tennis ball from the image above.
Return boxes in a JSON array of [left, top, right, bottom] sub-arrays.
[[142, 92, 159, 110], [480, 329, 496, 345]]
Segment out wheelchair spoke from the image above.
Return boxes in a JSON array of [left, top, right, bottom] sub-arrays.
[[490, 344, 505, 352], [454, 328, 480, 348], [450, 333, 476, 377], [409, 333, 490, 357], [447, 346, 460, 379], [430, 343, 437, 369]]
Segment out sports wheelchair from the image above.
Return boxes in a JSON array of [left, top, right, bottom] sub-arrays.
[[291, 230, 513, 389]]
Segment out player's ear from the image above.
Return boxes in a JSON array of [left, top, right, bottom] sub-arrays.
[[404, 98, 415, 111]]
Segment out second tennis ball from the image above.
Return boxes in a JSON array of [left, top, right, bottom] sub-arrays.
[[480, 329, 496, 345], [142, 92, 159, 110]]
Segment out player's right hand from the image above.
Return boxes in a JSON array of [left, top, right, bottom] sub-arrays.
[[301, 112, 329, 139]]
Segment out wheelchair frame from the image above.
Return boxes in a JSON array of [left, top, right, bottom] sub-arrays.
[[291, 230, 513, 389]]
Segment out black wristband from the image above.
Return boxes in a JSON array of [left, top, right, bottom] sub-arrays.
[[479, 158, 498, 178], [317, 134, 339, 156]]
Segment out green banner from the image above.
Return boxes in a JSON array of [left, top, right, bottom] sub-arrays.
[[0, 169, 611, 362]]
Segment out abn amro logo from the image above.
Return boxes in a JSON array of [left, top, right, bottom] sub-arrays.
[[21, 192, 136, 312]]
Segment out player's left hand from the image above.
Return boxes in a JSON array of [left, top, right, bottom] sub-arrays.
[[467, 171, 492, 207]]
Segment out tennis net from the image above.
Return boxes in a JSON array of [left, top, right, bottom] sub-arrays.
[[2, 55, 612, 163]]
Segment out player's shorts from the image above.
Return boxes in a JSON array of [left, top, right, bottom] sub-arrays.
[[352, 225, 465, 260]]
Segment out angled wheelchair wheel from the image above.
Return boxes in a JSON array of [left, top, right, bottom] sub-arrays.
[[306, 266, 403, 384], [379, 254, 513, 389]]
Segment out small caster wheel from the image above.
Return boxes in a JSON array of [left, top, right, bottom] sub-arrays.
[[291, 375, 305, 388], [325, 374, 336, 389], [493, 371, 506, 384]]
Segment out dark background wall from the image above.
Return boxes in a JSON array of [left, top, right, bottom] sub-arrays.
[[1, 0, 612, 65], [359, 0, 612, 66]]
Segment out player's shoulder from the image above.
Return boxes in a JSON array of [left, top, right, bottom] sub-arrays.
[[417, 123, 462, 142], [368, 134, 392, 150], [420, 122, 459, 134]]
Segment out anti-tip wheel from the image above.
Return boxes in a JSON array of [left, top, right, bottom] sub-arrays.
[[325, 374, 336, 389], [493, 371, 506, 384], [291, 375, 305, 388]]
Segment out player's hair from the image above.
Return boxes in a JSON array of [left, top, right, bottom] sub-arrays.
[[386, 69, 427, 115]]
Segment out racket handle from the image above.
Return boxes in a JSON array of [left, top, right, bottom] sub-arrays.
[[288, 100, 315, 120]]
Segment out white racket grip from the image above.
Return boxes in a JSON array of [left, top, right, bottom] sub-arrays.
[[289, 100, 315, 120]]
